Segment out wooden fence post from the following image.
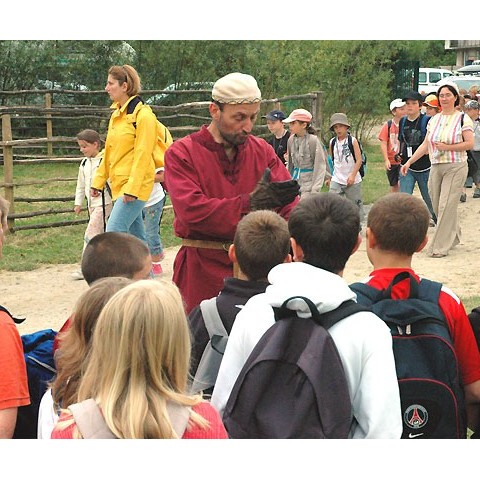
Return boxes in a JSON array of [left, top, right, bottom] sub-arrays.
[[2, 114, 14, 231], [45, 93, 53, 156], [311, 91, 323, 131]]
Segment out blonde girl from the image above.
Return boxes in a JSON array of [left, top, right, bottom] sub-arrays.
[[51, 280, 228, 439]]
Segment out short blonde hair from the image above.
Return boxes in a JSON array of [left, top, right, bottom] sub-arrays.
[[74, 279, 207, 438]]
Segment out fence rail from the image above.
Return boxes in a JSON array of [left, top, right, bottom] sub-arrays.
[[1, 88, 322, 232]]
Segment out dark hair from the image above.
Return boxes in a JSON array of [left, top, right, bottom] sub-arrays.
[[76, 129, 102, 146], [367, 193, 429, 255], [288, 193, 360, 274], [437, 84, 460, 107], [234, 210, 290, 281], [81, 232, 150, 285], [108, 64, 141, 97]]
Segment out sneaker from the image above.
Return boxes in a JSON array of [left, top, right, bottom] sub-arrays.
[[71, 270, 84, 280], [473, 188, 480, 198], [460, 193, 467, 203], [151, 263, 163, 276]]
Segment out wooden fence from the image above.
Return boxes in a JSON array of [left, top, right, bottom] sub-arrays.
[[1, 88, 323, 232]]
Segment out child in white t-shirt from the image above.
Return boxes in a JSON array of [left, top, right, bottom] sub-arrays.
[[72, 129, 112, 280], [328, 113, 364, 222]]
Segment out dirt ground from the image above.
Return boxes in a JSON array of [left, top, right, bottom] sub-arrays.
[[3, 195, 480, 336]]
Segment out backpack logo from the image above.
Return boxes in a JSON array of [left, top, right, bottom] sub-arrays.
[[404, 404, 428, 430]]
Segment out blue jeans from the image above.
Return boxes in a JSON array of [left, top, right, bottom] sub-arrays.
[[142, 196, 165, 257], [106, 196, 147, 243], [400, 169, 437, 224]]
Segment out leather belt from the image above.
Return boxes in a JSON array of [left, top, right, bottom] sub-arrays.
[[181, 239, 232, 251]]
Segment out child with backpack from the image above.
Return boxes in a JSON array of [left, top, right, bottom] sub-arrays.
[[211, 192, 402, 438], [328, 113, 365, 222], [188, 209, 292, 396], [378, 99, 406, 192], [72, 129, 113, 280], [283, 108, 329, 197], [350, 192, 480, 438]]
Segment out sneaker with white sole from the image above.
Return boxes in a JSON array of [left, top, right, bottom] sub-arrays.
[[473, 188, 480, 198], [71, 270, 84, 280]]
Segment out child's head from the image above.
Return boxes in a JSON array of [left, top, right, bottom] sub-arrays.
[[389, 98, 406, 117], [329, 113, 350, 138], [422, 94, 441, 116], [77, 280, 199, 438], [283, 109, 315, 136], [264, 110, 287, 136], [367, 192, 429, 256], [288, 192, 361, 274], [231, 210, 291, 281], [52, 276, 133, 408], [76, 129, 101, 158], [402, 91, 423, 115], [81, 232, 151, 285]]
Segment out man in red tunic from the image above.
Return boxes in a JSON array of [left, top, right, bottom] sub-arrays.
[[165, 72, 299, 314]]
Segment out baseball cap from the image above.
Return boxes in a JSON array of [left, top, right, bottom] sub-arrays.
[[402, 90, 423, 102], [423, 94, 440, 109], [282, 109, 313, 124], [389, 98, 406, 111], [465, 100, 480, 110], [262, 110, 287, 121]]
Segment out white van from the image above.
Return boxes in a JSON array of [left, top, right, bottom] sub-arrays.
[[418, 68, 453, 95]]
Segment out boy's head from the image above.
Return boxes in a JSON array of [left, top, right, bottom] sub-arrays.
[[230, 210, 291, 281], [389, 98, 406, 117], [76, 129, 101, 158], [81, 232, 152, 285], [263, 110, 286, 136], [288, 193, 361, 274], [367, 193, 429, 257], [402, 91, 423, 116], [329, 112, 350, 137]]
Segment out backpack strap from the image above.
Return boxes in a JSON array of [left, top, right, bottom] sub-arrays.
[[126, 95, 144, 128], [275, 296, 370, 331], [69, 398, 190, 439], [387, 119, 392, 136], [190, 298, 229, 394], [0, 304, 25, 324], [329, 137, 336, 159], [419, 113, 430, 138]]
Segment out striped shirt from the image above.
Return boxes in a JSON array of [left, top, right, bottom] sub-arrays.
[[426, 110, 474, 164]]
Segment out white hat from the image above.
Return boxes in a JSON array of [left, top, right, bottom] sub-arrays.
[[211, 72, 261, 104], [389, 98, 406, 111]]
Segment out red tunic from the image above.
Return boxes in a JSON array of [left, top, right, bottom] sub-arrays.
[[164, 125, 298, 314]]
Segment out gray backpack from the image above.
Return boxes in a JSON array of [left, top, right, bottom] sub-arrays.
[[190, 298, 228, 394]]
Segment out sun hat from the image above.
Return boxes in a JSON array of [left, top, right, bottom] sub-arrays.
[[329, 112, 351, 131], [211, 72, 261, 104], [282, 108, 313, 124], [389, 98, 406, 112], [465, 100, 480, 110], [423, 94, 440, 109], [437, 80, 460, 94], [262, 110, 287, 121]]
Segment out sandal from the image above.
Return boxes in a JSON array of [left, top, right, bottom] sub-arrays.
[[430, 253, 447, 258]]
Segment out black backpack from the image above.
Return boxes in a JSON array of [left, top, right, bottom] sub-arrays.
[[330, 133, 367, 177], [222, 297, 369, 439], [0, 306, 57, 439], [350, 272, 466, 439]]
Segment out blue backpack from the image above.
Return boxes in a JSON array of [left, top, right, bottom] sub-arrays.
[[0, 306, 57, 439], [350, 272, 466, 439]]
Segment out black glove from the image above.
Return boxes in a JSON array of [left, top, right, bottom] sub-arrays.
[[250, 168, 299, 211]]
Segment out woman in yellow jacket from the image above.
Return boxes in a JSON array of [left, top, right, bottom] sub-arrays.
[[91, 64, 156, 243]]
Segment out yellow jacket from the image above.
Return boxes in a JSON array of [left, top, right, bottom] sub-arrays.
[[92, 96, 156, 201]]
